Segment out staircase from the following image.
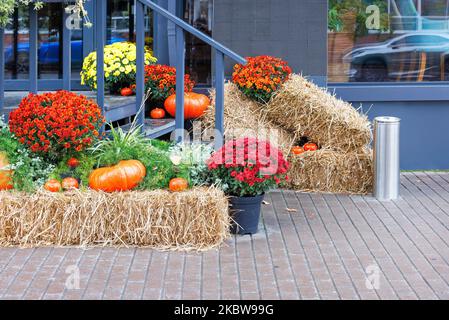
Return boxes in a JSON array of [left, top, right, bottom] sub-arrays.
[[0, 0, 246, 149]]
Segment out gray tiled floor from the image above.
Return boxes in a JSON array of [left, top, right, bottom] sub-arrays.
[[1, 172, 449, 300]]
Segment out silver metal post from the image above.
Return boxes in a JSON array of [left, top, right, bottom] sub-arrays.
[[374, 116, 401, 201]]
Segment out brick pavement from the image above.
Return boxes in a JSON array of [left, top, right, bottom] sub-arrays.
[[1, 172, 449, 300]]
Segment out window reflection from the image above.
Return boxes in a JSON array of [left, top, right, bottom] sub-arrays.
[[328, 0, 449, 82], [4, 5, 29, 80], [184, 0, 214, 85]]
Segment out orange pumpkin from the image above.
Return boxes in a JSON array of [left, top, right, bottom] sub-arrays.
[[169, 177, 188, 192], [62, 177, 79, 190], [291, 146, 305, 155], [164, 92, 210, 120], [44, 179, 62, 192], [67, 157, 80, 168], [0, 152, 13, 190], [303, 142, 318, 152], [89, 160, 146, 192], [150, 108, 166, 119], [121, 87, 133, 96]]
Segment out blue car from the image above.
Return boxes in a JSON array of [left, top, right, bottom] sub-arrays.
[[5, 31, 126, 73]]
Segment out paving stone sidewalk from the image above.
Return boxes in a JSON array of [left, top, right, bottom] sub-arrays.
[[1, 172, 449, 300]]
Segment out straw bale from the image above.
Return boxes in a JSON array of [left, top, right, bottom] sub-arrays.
[[203, 82, 297, 155], [0, 187, 230, 251], [287, 148, 373, 194], [267, 74, 372, 152]]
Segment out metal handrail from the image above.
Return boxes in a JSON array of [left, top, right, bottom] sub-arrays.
[[139, 0, 246, 64], [133, 0, 246, 148]]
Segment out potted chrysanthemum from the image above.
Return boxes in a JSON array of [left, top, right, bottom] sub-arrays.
[[81, 42, 157, 94], [206, 137, 289, 235]]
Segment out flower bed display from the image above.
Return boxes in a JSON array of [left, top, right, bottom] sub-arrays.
[[0, 92, 233, 249], [203, 57, 373, 194], [0, 187, 230, 250]]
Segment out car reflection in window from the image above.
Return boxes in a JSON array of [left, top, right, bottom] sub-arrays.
[[4, 31, 126, 74], [343, 32, 449, 82]]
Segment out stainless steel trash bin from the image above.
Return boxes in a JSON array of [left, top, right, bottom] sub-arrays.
[[373, 117, 400, 201]]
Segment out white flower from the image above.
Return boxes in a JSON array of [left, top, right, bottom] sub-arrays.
[[170, 155, 182, 166]]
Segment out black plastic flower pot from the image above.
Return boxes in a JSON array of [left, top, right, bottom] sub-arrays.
[[229, 194, 264, 235]]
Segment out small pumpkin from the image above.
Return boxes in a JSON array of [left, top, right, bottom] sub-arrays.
[[44, 179, 62, 192], [67, 157, 80, 168], [303, 142, 318, 152], [150, 108, 166, 119], [169, 177, 188, 192], [164, 92, 210, 120], [121, 87, 133, 96], [62, 177, 79, 190], [0, 152, 13, 191], [89, 160, 146, 192], [291, 146, 305, 155]]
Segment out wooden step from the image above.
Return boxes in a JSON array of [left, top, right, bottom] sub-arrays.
[[112, 118, 175, 139]]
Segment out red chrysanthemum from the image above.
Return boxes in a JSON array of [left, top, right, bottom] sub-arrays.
[[9, 91, 105, 160], [207, 137, 289, 197]]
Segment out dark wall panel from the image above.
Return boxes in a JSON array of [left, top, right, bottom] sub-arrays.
[[350, 100, 449, 171], [213, 0, 327, 78]]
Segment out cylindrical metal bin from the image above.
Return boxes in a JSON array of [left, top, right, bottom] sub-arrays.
[[373, 116, 401, 201]]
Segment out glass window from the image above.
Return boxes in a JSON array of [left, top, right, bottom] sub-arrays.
[[4, 5, 29, 80], [5, 3, 84, 82], [183, 0, 214, 85], [37, 3, 63, 80], [328, 0, 449, 83], [107, 0, 153, 49]]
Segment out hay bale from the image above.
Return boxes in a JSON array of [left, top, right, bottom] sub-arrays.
[[203, 82, 297, 155], [202, 77, 374, 195], [267, 74, 372, 153], [287, 148, 373, 194], [0, 187, 230, 251]]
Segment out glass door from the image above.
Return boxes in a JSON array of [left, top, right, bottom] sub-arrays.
[[183, 0, 214, 86]]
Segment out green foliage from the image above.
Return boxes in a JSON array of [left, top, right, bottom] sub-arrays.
[[0, 1, 90, 28], [169, 143, 214, 187], [148, 138, 171, 152], [328, 0, 390, 35], [50, 153, 96, 188], [90, 125, 189, 190], [328, 7, 343, 32], [0, 117, 53, 191]]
